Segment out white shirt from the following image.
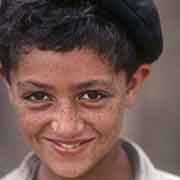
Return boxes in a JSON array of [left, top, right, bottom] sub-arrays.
[[1, 139, 180, 180]]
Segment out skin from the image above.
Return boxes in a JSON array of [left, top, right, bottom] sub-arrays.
[[1, 48, 150, 180]]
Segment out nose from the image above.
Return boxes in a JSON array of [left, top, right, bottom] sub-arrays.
[[52, 100, 85, 138]]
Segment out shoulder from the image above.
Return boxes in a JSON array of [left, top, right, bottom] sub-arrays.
[[121, 139, 180, 180], [155, 169, 180, 180], [0, 153, 40, 180], [0, 169, 22, 180]]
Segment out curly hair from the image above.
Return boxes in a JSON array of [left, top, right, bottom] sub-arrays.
[[0, 0, 142, 82]]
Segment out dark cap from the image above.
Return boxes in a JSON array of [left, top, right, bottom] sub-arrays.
[[0, 0, 163, 63], [101, 0, 163, 63]]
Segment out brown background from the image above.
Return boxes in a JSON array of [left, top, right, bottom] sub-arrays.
[[0, 0, 180, 177]]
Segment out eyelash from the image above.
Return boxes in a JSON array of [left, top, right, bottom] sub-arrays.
[[78, 90, 111, 102], [23, 91, 53, 103], [22, 90, 111, 105]]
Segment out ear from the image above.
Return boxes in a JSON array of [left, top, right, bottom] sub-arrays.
[[0, 63, 14, 104], [0, 62, 3, 80], [126, 64, 151, 107]]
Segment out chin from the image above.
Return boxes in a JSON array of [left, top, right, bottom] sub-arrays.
[[48, 161, 96, 179]]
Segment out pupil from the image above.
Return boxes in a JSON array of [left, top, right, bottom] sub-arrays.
[[88, 91, 98, 99], [35, 92, 45, 100]]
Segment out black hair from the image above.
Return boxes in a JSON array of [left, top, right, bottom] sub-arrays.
[[0, 0, 144, 82]]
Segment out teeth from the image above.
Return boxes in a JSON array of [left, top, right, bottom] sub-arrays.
[[60, 143, 81, 149]]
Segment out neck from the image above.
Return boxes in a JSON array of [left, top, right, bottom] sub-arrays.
[[37, 141, 133, 180]]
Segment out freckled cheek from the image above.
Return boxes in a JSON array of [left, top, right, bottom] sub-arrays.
[[16, 109, 51, 139], [82, 105, 124, 140], [97, 110, 123, 141]]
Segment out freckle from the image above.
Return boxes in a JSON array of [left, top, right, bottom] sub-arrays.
[[97, 112, 104, 121]]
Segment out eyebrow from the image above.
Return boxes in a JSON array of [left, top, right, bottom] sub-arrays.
[[74, 80, 114, 90], [17, 81, 54, 91], [17, 79, 114, 91]]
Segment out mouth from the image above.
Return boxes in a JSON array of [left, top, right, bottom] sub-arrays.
[[44, 137, 95, 154]]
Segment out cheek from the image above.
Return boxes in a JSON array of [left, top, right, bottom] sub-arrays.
[[100, 104, 125, 139], [15, 107, 51, 140], [85, 102, 126, 160], [83, 101, 125, 141]]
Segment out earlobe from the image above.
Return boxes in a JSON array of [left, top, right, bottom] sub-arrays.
[[126, 64, 151, 107]]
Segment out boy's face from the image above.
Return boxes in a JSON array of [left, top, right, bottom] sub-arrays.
[[5, 48, 150, 178]]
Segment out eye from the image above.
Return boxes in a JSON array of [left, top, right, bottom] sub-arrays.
[[78, 90, 110, 102], [23, 91, 53, 103]]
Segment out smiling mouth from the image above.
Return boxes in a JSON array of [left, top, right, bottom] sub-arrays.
[[44, 137, 95, 152]]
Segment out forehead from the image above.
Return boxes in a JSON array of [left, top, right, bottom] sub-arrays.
[[11, 48, 126, 89]]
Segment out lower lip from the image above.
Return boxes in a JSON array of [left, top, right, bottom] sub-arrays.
[[48, 139, 94, 156]]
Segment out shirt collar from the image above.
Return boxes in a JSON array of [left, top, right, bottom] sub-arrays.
[[121, 139, 157, 180], [14, 139, 157, 180]]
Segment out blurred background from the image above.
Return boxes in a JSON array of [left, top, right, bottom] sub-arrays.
[[0, 0, 180, 177]]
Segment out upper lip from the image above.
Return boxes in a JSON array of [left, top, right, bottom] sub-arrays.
[[44, 137, 95, 145]]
